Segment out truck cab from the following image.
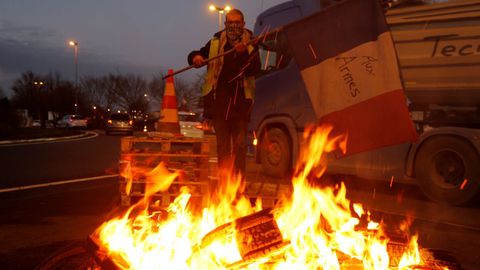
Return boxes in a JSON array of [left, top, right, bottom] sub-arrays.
[[250, 0, 480, 205]]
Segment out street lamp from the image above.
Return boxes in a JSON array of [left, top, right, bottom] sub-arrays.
[[32, 81, 45, 126], [209, 4, 232, 31], [68, 40, 79, 115]]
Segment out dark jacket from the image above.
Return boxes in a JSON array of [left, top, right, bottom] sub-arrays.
[[188, 30, 261, 120]]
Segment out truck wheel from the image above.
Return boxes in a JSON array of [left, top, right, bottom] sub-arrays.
[[415, 136, 480, 205], [260, 127, 291, 178]]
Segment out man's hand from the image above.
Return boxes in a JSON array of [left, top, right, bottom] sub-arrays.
[[192, 55, 205, 68], [234, 42, 247, 54], [202, 119, 212, 131]]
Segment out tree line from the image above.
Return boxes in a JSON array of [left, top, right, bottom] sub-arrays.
[[1, 70, 203, 129]]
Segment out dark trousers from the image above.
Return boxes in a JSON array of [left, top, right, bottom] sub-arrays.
[[213, 117, 248, 176]]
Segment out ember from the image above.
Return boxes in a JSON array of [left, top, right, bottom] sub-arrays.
[[89, 125, 455, 269]]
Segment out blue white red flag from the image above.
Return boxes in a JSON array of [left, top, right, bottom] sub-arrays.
[[283, 0, 418, 155]]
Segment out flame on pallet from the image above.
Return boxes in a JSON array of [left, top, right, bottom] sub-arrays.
[[93, 125, 450, 269]]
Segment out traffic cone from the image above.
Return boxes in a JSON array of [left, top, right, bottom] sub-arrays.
[[156, 69, 180, 134]]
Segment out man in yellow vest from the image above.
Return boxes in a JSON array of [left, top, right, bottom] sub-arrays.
[[188, 9, 260, 176]]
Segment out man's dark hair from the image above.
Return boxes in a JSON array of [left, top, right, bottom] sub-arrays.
[[226, 9, 244, 21]]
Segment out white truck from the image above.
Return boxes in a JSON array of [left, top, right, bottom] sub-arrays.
[[250, 0, 480, 205]]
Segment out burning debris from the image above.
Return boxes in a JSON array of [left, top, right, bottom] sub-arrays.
[[43, 126, 461, 269]]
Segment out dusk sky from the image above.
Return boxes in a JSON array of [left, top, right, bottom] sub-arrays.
[[0, 0, 286, 97]]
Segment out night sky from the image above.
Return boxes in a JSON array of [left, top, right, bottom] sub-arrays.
[[0, 0, 285, 96]]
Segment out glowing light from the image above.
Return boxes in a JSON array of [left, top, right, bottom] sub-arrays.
[[460, 179, 468, 190]]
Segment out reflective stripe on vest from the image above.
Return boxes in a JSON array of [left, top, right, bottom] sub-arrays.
[[201, 38, 255, 100]]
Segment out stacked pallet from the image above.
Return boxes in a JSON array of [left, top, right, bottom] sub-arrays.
[[245, 181, 292, 208], [118, 135, 211, 208]]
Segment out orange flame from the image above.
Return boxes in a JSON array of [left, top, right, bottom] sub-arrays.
[[95, 125, 440, 269]]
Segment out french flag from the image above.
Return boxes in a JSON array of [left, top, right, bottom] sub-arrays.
[[283, 0, 418, 155]]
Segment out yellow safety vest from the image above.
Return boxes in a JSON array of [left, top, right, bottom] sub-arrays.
[[201, 35, 256, 100]]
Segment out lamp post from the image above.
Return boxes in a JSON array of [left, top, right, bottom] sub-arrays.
[[33, 81, 45, 126], [68, 40, 79, 115], [209, 4, 232, 31]]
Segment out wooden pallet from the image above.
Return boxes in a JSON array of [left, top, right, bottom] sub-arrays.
[[121, 136, 210, 179], [120, 179, 210, 208], [119, 136, 211, 208], [120, 136, 210, 155], [245, 182, 292, 208]]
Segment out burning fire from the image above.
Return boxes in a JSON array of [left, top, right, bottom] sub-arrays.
[[94, 125, 443, 269]]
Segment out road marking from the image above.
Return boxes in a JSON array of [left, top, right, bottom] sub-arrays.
[[0, 174, 119, 193], [0, 131, 99, 147]]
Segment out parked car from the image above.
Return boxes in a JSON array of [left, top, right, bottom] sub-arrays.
[[106, 113, 134, 135], [57, 115, 87, 129], [31, 120, 41, 127], [178, 111, 204, 138]]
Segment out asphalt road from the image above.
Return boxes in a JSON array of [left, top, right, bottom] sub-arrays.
[[0, 131, 122, 269], [0, 132, 479, 269], [0, 132, 120, 188]]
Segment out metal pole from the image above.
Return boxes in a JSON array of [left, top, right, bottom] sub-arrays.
[[218, 11, 222, 31], [74, 45, 78, 115]]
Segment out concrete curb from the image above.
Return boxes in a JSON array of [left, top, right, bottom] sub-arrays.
[[0, 131, 97, 145]]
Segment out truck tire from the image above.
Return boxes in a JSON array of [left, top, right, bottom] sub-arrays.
[[415, 136, 480, 205], [260, 127, 291, 178]]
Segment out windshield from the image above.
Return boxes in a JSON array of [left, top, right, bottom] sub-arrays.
[[179, 114, 199, 122], [110, 114, 130, 121]]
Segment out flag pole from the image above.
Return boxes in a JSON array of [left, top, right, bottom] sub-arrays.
[[162, 28, 280, 80], [162, 48, 236, 80]]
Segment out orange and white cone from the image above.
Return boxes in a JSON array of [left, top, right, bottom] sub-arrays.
[[157, 69, 180, 134]]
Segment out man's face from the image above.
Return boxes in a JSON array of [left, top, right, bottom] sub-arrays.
[[225, 13, 245, 30]]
